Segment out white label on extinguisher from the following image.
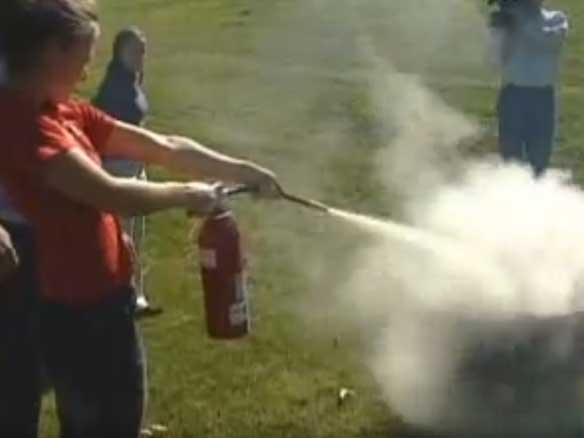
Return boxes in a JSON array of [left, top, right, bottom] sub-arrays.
[[229, 302, 248, 326], [229, 274, 249, 326], [199, 248, 217, 269], [235, 273, 246, 301]]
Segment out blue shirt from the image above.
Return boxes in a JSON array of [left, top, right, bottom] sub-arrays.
[[93, 60, 149, 176], [490, 7, 568, 87], [93, 60, 149, 126]]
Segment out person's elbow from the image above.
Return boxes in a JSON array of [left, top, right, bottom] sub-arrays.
[[154, 136, 189, 170], [84, 178, 142, 217], [44, 149, 142, 217], [58, 174, 139, 217]]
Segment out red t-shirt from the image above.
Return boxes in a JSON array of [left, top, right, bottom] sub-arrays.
[[0, 89, 133, 308]]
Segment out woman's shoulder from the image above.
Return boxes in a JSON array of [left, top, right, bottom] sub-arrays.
[[51, 98, 90, 120], [0, 89, 42, 134]]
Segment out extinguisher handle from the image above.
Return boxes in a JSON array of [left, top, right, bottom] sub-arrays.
[[186, 185, 254, 218]]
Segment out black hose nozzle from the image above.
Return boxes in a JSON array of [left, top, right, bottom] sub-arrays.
[[223, 184, 330, 213]]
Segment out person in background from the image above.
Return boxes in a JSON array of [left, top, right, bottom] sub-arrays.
[[488, 0, 568, 176], [0, 1, 279, 437], [0, 47, 42, 438], [0, 193, 42, 438], [93, 27, 158, 317]]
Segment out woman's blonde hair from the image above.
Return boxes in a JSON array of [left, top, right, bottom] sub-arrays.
[[0, 0, 99, 75]]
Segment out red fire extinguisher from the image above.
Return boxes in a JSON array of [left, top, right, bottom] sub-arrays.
[[197, 207, 250, 339]]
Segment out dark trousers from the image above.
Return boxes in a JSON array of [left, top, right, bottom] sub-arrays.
[[498, 84, 556, 176], [40, 289, 145, 438], [0, 220, 42, 438]]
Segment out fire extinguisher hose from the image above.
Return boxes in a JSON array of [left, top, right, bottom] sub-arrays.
[[224, 184, 330, 213]]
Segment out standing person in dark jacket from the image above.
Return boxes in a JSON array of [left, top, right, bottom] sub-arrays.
[[93, 27, 157, 317], [93, 27, 148, 125], [0, 50, 42, 438]]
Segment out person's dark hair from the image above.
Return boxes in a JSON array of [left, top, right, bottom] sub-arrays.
[[0, 0, 99, 76], [112, 27, 145, 62]]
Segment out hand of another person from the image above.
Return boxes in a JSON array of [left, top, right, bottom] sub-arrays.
[[0, 226, 18, 281]]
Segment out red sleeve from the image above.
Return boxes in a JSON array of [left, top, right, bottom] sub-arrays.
[[77, 102, 116, 153], [36, 115, 77, 163]]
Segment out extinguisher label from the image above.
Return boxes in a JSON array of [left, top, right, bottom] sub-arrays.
[[229, 302, 248, 326], [229, 274, 249, 327], [199, 248, 217, 269], [235, 273, 246, 301]]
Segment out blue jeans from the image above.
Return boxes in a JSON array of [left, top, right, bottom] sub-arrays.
[[0, 220, 42, 438], [40, 289, 145, 438], [498, 85, 556, 176]]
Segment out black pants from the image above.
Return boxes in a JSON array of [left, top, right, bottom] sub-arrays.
[[40, 289, 145, 438], [0, 220, 42, 438]]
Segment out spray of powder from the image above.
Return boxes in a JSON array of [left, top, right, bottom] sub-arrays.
[[180, 0, 584, 434], [327, 163, 584, 435], [263, 1, 584, 435]]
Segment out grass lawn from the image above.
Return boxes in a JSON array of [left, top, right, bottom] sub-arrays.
[[39, 0, 584, 436]]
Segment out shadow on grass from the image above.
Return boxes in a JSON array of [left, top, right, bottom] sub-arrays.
[[239, 420, 435, 438], [353, 420, 446, 438], [390, 421, 451, 438]]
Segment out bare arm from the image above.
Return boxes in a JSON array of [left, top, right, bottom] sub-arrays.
[[102, 121, 279, 193], [44, 148, 220, 217]]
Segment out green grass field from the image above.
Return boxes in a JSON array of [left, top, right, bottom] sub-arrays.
[[39, 0, 584, 436]]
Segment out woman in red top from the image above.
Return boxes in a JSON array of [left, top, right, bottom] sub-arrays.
[[0, 1, 278, 437]]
